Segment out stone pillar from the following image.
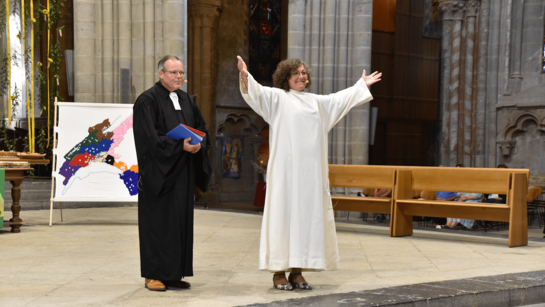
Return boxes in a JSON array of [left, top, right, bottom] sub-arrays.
[[439, 3, 454, 166], [463, 1, 479, 167], [474, 0, 489, 167], [448, 5, 464, 165], [74, 0, 187, 103], [507, 0, 524, 94], [188, 0, 221, 179], [288, 0, 374, 166], [437, 0, 484, 166]]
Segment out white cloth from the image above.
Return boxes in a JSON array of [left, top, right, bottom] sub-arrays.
[[169, 92, 181, 110], [240, 72, 373, 272]]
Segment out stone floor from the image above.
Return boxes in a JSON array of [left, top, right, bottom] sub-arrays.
[[1, 207, 545, 306]]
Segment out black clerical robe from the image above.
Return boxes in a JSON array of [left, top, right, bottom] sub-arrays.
[[133, 81, 211, 280]]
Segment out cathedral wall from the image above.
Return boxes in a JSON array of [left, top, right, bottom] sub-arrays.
[[488, 0, 545, 184]]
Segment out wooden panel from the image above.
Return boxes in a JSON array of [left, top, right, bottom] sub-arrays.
[[371, 31, 395, 100], [372, 0, 397, 32], [369, 122, 387, 165], [397, 201, 511, 222], [409, 168, 513, 194], [508, 173, 528, 247], [385, 123, 423, 165], [332, 196, 391, 214], [370, 0, 440, 167], [329, 165, 396, 189], [392, 169, 414, 236]]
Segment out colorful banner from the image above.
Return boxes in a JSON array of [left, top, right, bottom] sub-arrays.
[[53, 103, 138, 202]]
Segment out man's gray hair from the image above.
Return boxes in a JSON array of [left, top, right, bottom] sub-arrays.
[[158, 55, 181, 71]]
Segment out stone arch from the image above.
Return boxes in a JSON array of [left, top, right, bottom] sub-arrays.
[[503, 113, 545, 140], [217, 113, 259, 136]]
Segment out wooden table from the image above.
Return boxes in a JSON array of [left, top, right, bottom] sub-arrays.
[[2, 158, 49, 233], [4, 168, 34, 233]]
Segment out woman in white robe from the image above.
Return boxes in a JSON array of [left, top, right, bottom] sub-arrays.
[[237, 56, 381, 290]]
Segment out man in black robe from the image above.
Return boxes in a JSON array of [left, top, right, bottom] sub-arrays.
[[133, 55, 211, 291]]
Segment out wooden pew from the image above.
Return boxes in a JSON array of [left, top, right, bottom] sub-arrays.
[[329, 165, 397, 236], [392, 168, 529, 247]]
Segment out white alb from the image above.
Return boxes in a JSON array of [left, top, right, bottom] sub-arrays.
[[240, 73, 373, 272]]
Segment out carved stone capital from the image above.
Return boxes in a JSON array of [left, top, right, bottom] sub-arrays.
[[465, 0, 480, 17], [434, 0, 467, 20], [497, 140, 516, 156], [188, 0, 222, 27]]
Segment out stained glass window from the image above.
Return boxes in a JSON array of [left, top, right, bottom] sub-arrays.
[[249, 0, 282, 85]]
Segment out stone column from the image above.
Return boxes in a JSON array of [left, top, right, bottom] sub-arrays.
[[438, 3, 454, 166], [507, 0, 524, 94], [448, 5, 464, 165], [288, 0, 373, 166], [187, 0, 221, 174], [474, 0, 489, 167], [74, 0, 187, 103], [74, 0, 97, 102], [438, 0, 486, 166], [463, 1, 479, 167]]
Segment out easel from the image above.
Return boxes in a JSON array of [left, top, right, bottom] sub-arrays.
[[48, 102, 137, 226]]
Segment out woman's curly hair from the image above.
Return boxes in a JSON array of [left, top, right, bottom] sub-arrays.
[[272, 59, 312, 91]]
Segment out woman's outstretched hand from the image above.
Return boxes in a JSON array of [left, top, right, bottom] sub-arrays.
[[362, 70, 382, 87], [237, 56, 249, 80], [237, 56, 249, 89]]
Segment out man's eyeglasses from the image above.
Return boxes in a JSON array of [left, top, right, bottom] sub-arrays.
[[164, 70, 185, 76], [292, 71, 308, 76]]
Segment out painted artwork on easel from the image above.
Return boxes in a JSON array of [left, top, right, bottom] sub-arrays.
[[222, 137, 243, 178], [53, 103, 138, 202]]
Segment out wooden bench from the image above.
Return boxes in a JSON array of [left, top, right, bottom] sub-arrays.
[[393, 167, 529, 247], [329, 165, 396, 236]]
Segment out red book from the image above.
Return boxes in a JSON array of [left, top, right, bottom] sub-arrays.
[[182, 124, 205, 137]]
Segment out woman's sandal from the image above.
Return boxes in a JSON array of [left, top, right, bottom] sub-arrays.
[[273, 273, 293, 291], [288, 272, 313, 290]]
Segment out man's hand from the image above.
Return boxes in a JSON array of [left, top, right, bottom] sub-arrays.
[[362, 70, 382, 87], [183, 138, 201, 154]]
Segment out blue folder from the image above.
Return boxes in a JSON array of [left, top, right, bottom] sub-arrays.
[[166, 124, 203, 145]]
